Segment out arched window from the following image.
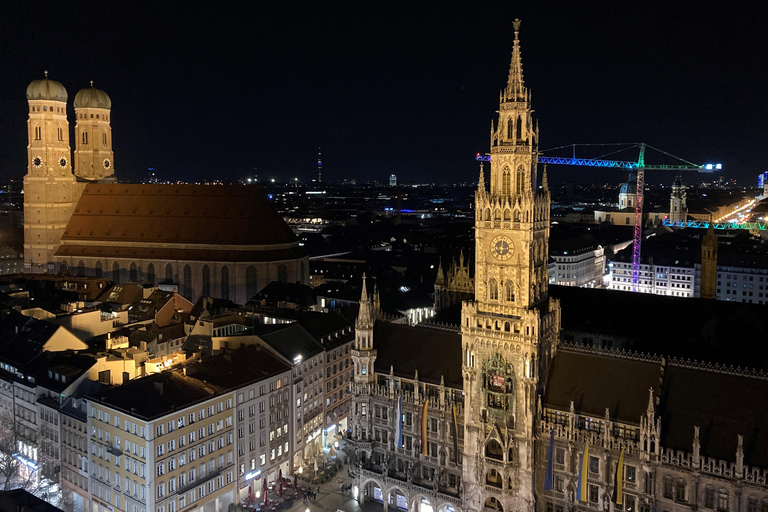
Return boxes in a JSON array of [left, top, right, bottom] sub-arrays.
[[505, 281, 514, 302], [82, 131, 88, 145], [246, 266, 258, 299], [103, 133, 107, 145], [484, 208, 491, 221], [507, 119, 514, 139], [57, 126, 63, 141], [277, 264, 287, 283], [202, 265, 211, 296], [129, 262, 138, 282], [489, 278, 498, 300], [502, 169, 511, 195], [60, 261, 68, 274], [221, 266, 230, 300], [77, 260, 85, 277], [183, 265, 192, 298], [503, 209, 511, 221], [34, 126, 41, 140], [95, 261, 103, 278], [165, 263, 173, 283], [112, 262, 120, 283], [516, 166, 524, 193], [147, 263, 155, 285], [516, 115, 523, 140]]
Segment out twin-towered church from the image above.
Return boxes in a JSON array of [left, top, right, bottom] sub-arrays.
[[22, 74, 308, 303]]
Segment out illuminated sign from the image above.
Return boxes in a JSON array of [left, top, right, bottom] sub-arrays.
[[245, 470, 261, 481]]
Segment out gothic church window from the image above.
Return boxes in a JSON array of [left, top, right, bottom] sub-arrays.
[[112, 262, 120, 283], [246, 266, 258, 299], [277, 264, 287, 283], [202, 265, 211, 296], [58, 126, 63, 141], [502, 169, 511, 195], [507, 119, 514, 139], [35, 126, 41, 140], [77, 260, 85, 277], [183, 265, 192, 298], [165, 263, 173, 283], [82, 132, 88, 145], [505, 281, 514, 302], [488, 278, 498, 300], [221, 266, 230, 300], [129, 262, 138, 282], [147, 263, 155, 285], [516, 115, 523, 140], [516, 166, 524, 194]]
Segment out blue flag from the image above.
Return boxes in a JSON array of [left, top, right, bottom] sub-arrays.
[[394, 396, 403, 448], [543, 428, 555, 491]]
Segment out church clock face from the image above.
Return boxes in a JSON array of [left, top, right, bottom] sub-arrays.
[[32, 156, 42, 168], [490, 235, 513, 261], [59, 157, 67, 168], [103, 158, 111, 169]]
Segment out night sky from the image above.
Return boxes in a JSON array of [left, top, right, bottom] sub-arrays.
[[1, 2, 766, 186]]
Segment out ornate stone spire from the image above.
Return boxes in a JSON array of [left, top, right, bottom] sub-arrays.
[[356, 273, 372, 329], [505, 18, 526, 102], [477, 161, 487, 198], [434, 258, 445, 286], [542, 164, 549, 191]]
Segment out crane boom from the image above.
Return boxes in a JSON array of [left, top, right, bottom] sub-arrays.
[[474, 143, 719, 292]]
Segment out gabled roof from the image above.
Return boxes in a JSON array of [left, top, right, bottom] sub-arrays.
[[259, 323, 325, 362], [59, 184, 297, 249], [372, 322, 462, 388], [543, 348, 662, 423]]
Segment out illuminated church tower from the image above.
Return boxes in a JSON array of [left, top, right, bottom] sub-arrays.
[[461, 20, 560, 512], [74, 82, 116, 181], [23, 72, 81, 273]]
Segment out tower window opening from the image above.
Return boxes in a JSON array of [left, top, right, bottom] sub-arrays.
[[516, 167, 524, 194], [34, 126, 41, 140], [489, 278, 499, 300], [96, 114, 99, 119], [507, 119, 514, 139], [82, 132, 88, 145], [103, 133, 107, 145], [502, 169, 511, 195], [516, 115, 523, 140], [43, 106, 47, 111], [57, 126, 63, 141], [505, 282, 515, 302]]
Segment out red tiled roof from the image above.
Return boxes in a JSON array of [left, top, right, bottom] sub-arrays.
[[60, 184, 297, 246]]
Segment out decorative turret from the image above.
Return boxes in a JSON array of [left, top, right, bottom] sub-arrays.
[[352, 274, 376, 384]]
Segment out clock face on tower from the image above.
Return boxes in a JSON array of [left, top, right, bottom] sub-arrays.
[[32, 156, 42, 168], [59, 157, 67, 168], [103, 159, 111, 169], [490, 235, 514, 261]]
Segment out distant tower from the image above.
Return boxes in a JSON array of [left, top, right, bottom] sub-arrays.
[[23, 72, 82, 273], [700, 224, 718, 299], [389, 174, 397, 187], [317, 148, 322, 183], [74, 82, 116, 181], [619, 172, 638, 209], [669, 174, 688, 224], [351, 275, 376, 384]]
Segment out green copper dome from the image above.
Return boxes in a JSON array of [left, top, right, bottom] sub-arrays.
[[26, 72, 68, 102], [74, 82, 112, 109]]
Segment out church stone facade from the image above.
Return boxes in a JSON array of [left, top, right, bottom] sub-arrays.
[[347, 20, 768, 512]]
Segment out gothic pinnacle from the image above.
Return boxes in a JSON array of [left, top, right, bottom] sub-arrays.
[[506, 18, 525, 100]]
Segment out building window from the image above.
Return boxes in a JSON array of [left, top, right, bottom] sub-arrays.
[[505, 281, 514, 301], [221, 266, 230, 300], [112, 262, 120, 283], [82, 131, 88, 145], [130, 262, 138, 282], [502, 169, 511, 195], [277, 264, 287, 283], [165, 263, 174, 283], [35, 126, 41, 140], [58, 126, 63, 141], [489, 278, 498, 300], [183, 265, 192, 298], [246, 266, 258, 299], [147, 263, 155, 285], [705, 488, 715, 509]]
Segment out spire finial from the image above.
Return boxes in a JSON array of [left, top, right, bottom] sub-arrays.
[[360, 272, 368, 302], [478, 162, 486, 194], [44, 70, 49, 79], [506, 18, 525, 101], [90, 80, 94, 88], [513, 18, 521, 35]]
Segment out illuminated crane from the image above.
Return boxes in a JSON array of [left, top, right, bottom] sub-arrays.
[[476, 143, 720, 292]]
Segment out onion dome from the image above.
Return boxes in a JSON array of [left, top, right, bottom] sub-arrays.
[[74, 81, 112, 109], [26, 71, 68, 102]]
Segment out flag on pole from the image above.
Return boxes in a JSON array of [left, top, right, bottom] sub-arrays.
[[543, 428, 555, 491], [421, 400, 429, 456], [576, 440, 590, 502], [451, 405, 459, 460], [612, 446, 625, 505], [394, 396, 403, 448]]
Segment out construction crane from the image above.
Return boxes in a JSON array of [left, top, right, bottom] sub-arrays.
[[476, 143, 719, 292]]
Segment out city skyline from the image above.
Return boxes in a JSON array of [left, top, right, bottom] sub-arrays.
[[1, 2, 766, 185]]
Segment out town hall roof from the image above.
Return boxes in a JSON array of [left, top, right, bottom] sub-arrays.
[[56, 184, 305, 262]]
